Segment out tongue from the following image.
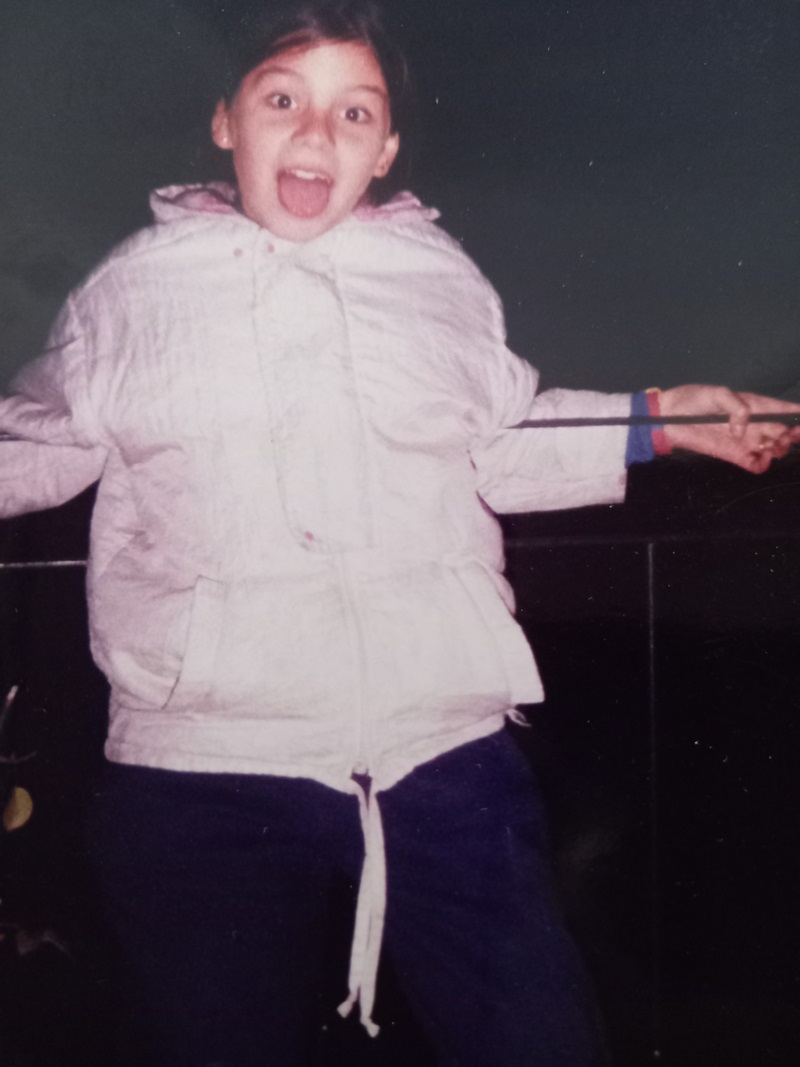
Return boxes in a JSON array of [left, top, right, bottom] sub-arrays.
[[278, 172, 331, 218]]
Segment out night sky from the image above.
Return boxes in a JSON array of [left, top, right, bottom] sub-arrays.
[[1, 0, 798, 396]]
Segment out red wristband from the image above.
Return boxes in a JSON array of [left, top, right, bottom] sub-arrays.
[[646, 388, 672, 455]]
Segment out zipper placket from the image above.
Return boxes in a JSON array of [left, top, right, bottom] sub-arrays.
[[334, 553, 371, 777]]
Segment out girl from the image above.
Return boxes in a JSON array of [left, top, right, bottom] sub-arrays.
[[1, 2, 798, 1064]]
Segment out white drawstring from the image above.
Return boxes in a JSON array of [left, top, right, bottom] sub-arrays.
[[337, 780, 387, 1038]]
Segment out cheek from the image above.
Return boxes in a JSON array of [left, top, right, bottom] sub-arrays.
[[345, 134, 391, 179], [235, 114, 287, 158]]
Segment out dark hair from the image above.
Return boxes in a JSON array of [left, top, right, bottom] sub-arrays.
[[222, 1, 412, 202]]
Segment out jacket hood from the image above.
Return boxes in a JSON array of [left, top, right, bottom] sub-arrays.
[[149, 182, 439, 227]]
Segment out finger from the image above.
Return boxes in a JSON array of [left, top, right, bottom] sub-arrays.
[[718, 389, 750, 439], [737, 392, 800, 414], [761, 429, 795, 455], [706, 386, 751, 438], [756, 441, 781, 461], [772, 438, 791, 459], [756, 396, 800, 416], [746, 449, 771, 474]]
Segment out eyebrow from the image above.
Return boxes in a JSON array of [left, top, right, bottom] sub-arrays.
[[255, 65, 302, 81], [255, 66, 387, 98], [349, 85, 388, 99]]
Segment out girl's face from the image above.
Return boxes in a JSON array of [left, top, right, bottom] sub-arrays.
[[212, 39, 400, 241]]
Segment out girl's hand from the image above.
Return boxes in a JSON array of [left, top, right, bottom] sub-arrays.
[[659, 385, 800, 473]]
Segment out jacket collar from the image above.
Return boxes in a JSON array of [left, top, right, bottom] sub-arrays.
[[149, 182, 439, 228]]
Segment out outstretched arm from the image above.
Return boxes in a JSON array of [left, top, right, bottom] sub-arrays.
[[0, 439, 106, 516], [0, 295, 108, 517]]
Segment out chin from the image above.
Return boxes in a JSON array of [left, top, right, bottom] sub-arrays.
[[256, 197, 354, 242], [274, 217, 335, 242]]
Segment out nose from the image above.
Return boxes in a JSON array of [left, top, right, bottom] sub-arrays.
[[292, 107, 334, 147]]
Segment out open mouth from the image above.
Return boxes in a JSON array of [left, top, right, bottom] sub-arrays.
[[277, 168, 333, 219]]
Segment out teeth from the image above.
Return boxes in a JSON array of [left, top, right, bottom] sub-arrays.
[[289, 169, 326, 181]]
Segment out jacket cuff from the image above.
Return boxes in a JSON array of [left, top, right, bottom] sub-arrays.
[[625, 391, 656, 465]]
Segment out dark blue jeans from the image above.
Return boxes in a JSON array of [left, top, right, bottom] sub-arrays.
[[86, 731, 604, 1066]]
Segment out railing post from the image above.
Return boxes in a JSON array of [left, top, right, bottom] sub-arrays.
[[647, 539, 662, 1060]]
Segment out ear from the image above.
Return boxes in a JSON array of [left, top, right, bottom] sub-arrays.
[[211, 100, 234, 150], [373, 132, 400, 179]]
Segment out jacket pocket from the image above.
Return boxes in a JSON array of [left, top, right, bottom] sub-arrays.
[[162, 576, 226, 711]]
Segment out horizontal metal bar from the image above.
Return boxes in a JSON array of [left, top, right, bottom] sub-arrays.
[[0, 560, 87, 570], [511, 413, 800, 429], [505, 528, 800, 549], [2, 524, 799, 570]]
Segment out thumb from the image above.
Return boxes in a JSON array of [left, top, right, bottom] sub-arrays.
[[714, 387, 749, 439]]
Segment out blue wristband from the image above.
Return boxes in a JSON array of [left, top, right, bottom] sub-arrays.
[[625, 391, 655, 466]]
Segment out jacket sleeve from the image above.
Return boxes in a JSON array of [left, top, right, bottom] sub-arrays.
[[470, 295, 631, 513], [0, 295, 108, 517]]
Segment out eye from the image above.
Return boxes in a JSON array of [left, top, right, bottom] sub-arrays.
[[267, 92, 295, 110], [343, 105, 371, 123]]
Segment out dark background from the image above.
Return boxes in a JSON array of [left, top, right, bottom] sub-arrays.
[[1, 2, 799, 1065], [1, 0, 799, 395]]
